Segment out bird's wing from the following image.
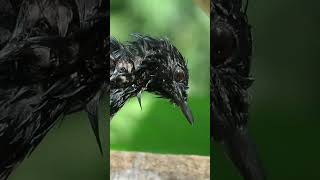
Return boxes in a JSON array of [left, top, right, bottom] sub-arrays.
[[0, 73, 105, 178], [0, 84, 67, 179]]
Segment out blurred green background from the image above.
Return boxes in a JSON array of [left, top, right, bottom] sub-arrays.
[[213, 0, 320, 179], [110, 0, 210, 156]]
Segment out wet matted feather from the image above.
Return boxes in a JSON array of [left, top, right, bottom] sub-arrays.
[[110, 34, 193, 125], [0, 0, 108, 179], [211, 0, 265, 180]]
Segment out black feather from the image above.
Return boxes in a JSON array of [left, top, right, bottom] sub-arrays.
[[0, 0, 108, 179], [211, 0, 265, 180], [110, 34, 193, 124]]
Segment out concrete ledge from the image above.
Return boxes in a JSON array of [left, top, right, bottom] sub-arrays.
[[110, 151, 210, 180]]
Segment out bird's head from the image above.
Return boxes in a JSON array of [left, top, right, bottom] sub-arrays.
[[127, 34, 194, 125], [211, 0, 253, 140]]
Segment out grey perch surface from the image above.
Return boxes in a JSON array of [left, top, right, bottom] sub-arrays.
[[110, 151, 210, 180]]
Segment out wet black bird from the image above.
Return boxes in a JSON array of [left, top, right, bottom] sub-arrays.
[[211, 0, 265, 180], [110, 34, 193, 125], [0, 0, 108, 179]]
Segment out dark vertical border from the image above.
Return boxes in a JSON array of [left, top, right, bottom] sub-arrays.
[[104, 0, 111, 178]]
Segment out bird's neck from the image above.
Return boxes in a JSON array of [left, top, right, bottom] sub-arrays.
[[110, 49, 158, 118]]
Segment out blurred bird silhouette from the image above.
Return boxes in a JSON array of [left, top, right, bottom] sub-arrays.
[[110, 34, 193, 125], [211, 0, 265, 180], [0, 0, 107, 179]]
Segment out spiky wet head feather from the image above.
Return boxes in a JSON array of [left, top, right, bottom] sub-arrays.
[[110, 34, 193, 124]]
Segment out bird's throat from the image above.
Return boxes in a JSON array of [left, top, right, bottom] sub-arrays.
[[110, 59, 154, 118]]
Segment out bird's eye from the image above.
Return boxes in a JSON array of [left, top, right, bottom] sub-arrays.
[[174, 68, 185, 82], [213, 26, 236, 65]]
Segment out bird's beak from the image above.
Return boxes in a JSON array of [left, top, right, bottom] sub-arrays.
[[179, 100, 194, 125], [174, 96, 194, 125]]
